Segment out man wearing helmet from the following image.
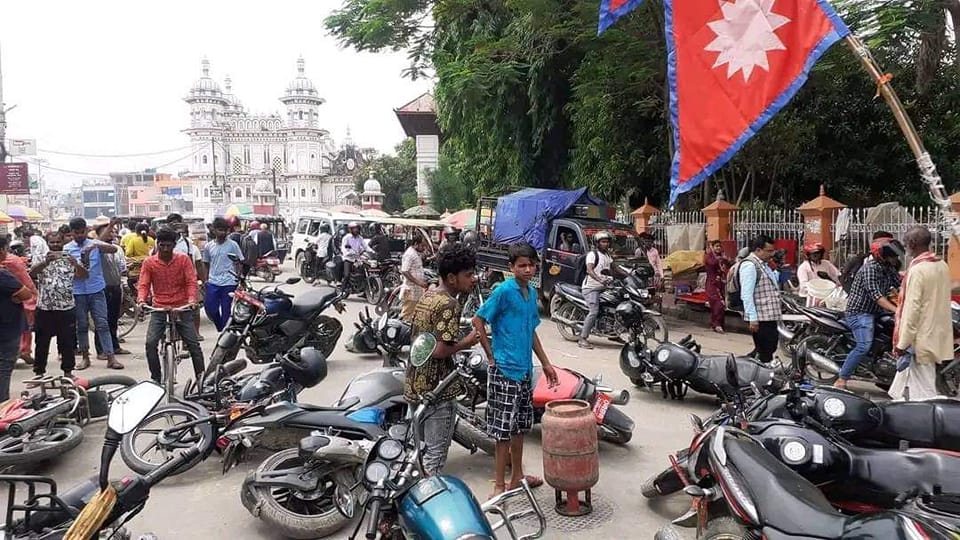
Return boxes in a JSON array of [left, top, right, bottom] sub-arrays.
[[797, 242, 840, 307], [579, 230, 616, 349], [440, 227, 460, 252], [836, 237, 903, 389], [340, 222, 367, 290]]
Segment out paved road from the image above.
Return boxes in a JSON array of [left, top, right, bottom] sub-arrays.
[[3, 265, 801, 539]]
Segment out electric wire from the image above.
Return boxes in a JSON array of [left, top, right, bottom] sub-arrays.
[[37, 144, 194, 158]]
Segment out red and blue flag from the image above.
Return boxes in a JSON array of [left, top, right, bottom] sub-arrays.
[[599, 0, 850, 205]]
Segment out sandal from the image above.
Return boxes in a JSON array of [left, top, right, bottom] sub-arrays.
[[509, 475, 543, 490]]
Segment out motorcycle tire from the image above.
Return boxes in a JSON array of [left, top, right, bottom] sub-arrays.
[[552, 301, 581, 342], [120, 403, 215, 476], [641, 314, 669, 344], [794, 334, 842, 385], [598, 407, 633, 445], [306, 316, 343, 360], [654, 525, 685, 540], [455, 404, 495, 455], [204, 342, 242, 381], [0, 423, 83, 466], [702, 516, 749, 540], [365, 276, 384, 306], [241, 449, 360, 539], [300, 262, 316, 284], [641, 465, 685, 499]]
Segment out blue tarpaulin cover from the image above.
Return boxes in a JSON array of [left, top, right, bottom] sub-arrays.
[[492, 188, 604, 250]]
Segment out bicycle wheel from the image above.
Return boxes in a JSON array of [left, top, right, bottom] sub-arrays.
[[118, 295, 139, 338], [163, 343, 177, 398]]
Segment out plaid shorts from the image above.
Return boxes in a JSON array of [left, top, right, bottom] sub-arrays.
[[485, 364, 534, 442]]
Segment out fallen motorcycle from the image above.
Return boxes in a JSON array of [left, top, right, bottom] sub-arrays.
[[653, 424, 957, 540], [345, 307, 412, 367], [456, 345, 633, 454], [0, 374, 136, 466], [0, 381, 193, 540], [619, 335, 783, 400]]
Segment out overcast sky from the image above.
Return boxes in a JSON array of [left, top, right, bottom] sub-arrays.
[[1, 0, 433, 190]]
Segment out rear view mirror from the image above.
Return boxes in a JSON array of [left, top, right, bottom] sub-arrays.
[[409, 333, 437, 367], [107, 382, 165, 435], [725, 355, 740, 389], [286, 277, 301, 285], [228, 253, 240, 262]]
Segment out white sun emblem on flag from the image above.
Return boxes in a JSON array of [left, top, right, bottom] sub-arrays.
[[704, 0, 791, 82]]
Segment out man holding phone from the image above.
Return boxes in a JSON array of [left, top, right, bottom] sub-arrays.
[[30, 231, 86, 378]]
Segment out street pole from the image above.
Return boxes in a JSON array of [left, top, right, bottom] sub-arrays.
[[271, 166, 277, 215]]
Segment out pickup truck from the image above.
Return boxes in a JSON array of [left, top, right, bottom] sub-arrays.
[[473, 188, 646, 309]]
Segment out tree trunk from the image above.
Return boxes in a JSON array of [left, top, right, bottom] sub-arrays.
[[947, 0, 960, 71], [916, 2, 947, 95]]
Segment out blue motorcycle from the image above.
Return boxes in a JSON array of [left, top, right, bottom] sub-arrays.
[[339, 334, 547, 540]]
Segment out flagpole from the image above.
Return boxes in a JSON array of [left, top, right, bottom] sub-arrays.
[[844, 34, 960, 238]]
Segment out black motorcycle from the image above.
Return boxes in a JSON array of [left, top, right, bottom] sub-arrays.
[[0, 382, 195, 540], [299, 237, 334, 285], [341, 252, 386, 306], [205, 269, 345, 377], [653, 424, 958, 540], [345, 308, 412, 368], [620, 335, 783, 399], [550, 266, 668, 344], [120, 347, 331, 477]]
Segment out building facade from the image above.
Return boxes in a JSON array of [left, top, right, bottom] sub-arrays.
[[80, 177, 116, 220], [184, 58, 362, 218]]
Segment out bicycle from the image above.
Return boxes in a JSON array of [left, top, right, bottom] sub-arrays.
[[141, 304, 194, 399]]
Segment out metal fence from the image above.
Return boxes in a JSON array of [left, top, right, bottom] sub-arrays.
[[731, 208, 806, 261], [830, 205, 951, 265], [649, 210, 706, 252]]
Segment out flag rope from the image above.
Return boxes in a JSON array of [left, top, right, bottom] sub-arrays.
[[844, 34, 960, 239]]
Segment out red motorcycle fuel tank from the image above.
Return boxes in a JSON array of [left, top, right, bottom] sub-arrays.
[[533, 367, 582, 409]]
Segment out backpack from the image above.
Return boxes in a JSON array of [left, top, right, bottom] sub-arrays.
[[840, 253, 868, 293], [573, 250, 599, 287], [725, 259, 759, 310]]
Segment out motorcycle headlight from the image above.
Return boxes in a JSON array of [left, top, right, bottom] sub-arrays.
[[233, 302, 253, 322], [468, 353, 484, 369], [368, 260, 379, 268]]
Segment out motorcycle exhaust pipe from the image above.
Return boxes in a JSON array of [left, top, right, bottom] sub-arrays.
[[610, 390, 630, 406], [551, 311, 581, 330], [805, 346, 841, 375], [777, 323, 795, 343]]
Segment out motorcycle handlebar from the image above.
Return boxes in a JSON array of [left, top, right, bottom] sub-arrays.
[[142, 446, 202, 488], [142, 304, 194, 313], [365, 495, 383, 539], [7, 398, 76, 437]]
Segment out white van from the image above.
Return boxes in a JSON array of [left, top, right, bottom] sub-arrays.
[[291, 210, 374, 270]]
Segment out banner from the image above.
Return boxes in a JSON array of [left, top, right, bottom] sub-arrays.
[[0, 163, 30, 195]]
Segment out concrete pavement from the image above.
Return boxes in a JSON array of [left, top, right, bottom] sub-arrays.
[[4, 266, 771, 539]]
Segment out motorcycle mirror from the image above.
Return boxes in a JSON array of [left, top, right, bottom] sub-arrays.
[[107, 381, 165, 435], [725, 354, 740, 389], [285, 277, 301, 285], [333, 483, 356, 519], [228, 253, 240, 262], [409, 333, 438, 368]]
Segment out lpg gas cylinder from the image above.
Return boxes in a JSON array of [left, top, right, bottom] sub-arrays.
[[541, 399, 599, 516]]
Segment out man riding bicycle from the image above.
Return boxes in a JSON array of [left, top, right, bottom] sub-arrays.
[[137, 227, 206, 384]]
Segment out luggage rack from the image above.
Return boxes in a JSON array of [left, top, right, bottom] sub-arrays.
[[0, 475, 73, 534]]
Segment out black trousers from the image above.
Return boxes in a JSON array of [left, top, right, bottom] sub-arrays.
[[95, 285, 122, 354], [34, 308, 77, 375], [752, 321, 779, 364]]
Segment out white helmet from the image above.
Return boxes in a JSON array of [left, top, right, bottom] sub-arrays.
[[593, 231, 614, 243]]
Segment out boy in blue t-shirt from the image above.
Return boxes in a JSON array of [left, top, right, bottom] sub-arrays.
[[473, 242, 558, 498]]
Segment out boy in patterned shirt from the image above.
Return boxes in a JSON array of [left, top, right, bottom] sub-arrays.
[[403, 244, 479, 476]]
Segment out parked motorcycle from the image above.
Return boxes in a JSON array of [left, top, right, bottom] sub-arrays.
[[298, 238, 332, 285], [455, 345, 633, 454], [345, 307, 412, 368], [0, 375, 136, 466], [205, 267, 345, 376], [653, 424, 957, 540], [328, 333, 545, 540], [619, 335, 783, 400], [341, 252, 386, 306], [120, 347, 330, 477], [550, 266, 668, 344], [0, 382, 190, 540], [253, 250, 283, 282]]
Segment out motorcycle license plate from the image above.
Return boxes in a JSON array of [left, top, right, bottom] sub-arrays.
[[593, 392, 612, 423]]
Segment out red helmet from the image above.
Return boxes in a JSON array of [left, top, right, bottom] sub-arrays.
[[870, 237, 904, 260], [249, 220, 261, 230], [803, 242, 825, 256], [226, 215, 240, 228]]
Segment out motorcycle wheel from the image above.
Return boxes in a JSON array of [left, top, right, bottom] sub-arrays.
[[120, 403, 214, 476], [598, 407, 633, 445], [936, 367, 959, 397], [553, 301, 581, 342], [305, 316, 343, 360], [241, 449, 361, 539], [365, 276, 384, 306], [204, 341, 242, 381], [702, 517, 749, 540], [454, 404, 495, 455], [0, 423, 83, 466], [294, 252, 305, 273], [795, 334, 843, 385], [641, 314, 669, 344], [300, 261, 316, 284]]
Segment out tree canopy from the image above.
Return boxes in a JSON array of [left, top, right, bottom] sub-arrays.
[[328, 0, 960, 210], [354, 138, 419, 212]]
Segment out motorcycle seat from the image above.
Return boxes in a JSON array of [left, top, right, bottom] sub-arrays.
[[290, 287, 339, 317], [286, 411, 386, 440], [873, 400, 960, 451], [724, 435, 847, 538], [802, 307, 843, 320], [844, 445, 960, 498], [557, 283, 584, 300]]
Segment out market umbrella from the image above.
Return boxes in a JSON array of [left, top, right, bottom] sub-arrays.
[[441, 208, 476, 230], [402, 204, 440, 219], [217, 204, 254, 217], [5, 205, 44, 222], [0, 211, 12, 224]]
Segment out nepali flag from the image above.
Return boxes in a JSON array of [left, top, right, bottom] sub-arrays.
[[599, 0, 850, 205]]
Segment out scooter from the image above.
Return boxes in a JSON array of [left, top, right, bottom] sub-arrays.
[[619, 335, 783, 400], [456, 345, 634, 454], [253, 250, 283, 283], [654, 425, 957, 540], [0, 382, 195, 539]]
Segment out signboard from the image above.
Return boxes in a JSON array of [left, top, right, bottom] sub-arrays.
[[0, 163, 30, 195], [4, 139, 37, 156]]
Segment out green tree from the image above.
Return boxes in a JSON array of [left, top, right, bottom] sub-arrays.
[[355, 138, 418, 213], [426, 154, 476, 212]]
